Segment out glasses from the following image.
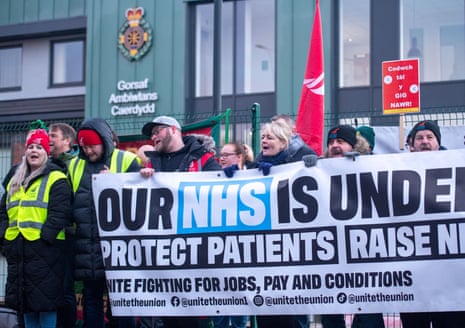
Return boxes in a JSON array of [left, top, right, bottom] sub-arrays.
[[151, 126, 168, 136], [219, 152, 237, 158]]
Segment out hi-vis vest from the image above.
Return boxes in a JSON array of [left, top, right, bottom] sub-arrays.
[[5, 171, 67, 241], [68, 149, 137, 192]]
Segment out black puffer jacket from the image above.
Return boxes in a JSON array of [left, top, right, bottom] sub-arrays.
[[146, 135, 220, 172], [0, 159, 72, 313], [72, 118, 140, 280]]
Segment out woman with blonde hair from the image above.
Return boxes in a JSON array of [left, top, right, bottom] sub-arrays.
[[0, 129, 72, 328], [253, 120, 310, 328], [252, 120, 297, 175]]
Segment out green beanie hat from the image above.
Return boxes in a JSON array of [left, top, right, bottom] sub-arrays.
[[356, 126, 375, 150]]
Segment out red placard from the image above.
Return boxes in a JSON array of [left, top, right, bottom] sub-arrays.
[[382, 58, 420, 114]]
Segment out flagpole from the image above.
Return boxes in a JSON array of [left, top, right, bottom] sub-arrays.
[[213, 0, 222, 115], [295, 0, 325, 156]]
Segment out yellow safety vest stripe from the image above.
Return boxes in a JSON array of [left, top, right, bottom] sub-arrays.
[[5, 170, 67, 241], [68, 149, 137, 193]]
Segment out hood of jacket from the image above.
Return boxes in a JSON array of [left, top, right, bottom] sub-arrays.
[[187, 134, 217, 155], [76, 118, 114, 163]]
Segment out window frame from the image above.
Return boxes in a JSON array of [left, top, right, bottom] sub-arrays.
[[338, 0, 371, 88], [191, 0, 275, 97], [335, 0, 465, 120], [0, 44, 23, 92], [186, 0, 276, 124], [50, 37, 86, 88]]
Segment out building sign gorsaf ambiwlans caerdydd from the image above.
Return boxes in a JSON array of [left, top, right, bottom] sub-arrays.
[[108, 78, 158, 117]]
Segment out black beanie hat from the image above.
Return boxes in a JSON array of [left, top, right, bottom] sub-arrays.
[[327, 125, 357, 147], [411, 120, 441, 145]]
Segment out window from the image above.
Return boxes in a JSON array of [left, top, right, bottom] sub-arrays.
[[402, 0, 465, 82], [194, 0, 275, 96], [339, 0, 370, 87], [51, 39, 85, 86], [0, 46, 22, 90]]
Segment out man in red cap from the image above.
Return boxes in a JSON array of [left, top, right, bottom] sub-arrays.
[[77, 128, 104, 162], [68, 118, 140, 328]]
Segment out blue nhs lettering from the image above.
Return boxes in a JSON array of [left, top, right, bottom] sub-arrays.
[[178, 179, 272, 234]]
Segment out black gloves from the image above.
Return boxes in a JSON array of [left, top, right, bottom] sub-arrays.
[[302, 154, 318, 167], [258, 162, 273, 176], [223, 164, 240, 178]]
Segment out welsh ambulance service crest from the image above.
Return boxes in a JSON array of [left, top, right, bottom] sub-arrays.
[[118, 7, 153, 61]]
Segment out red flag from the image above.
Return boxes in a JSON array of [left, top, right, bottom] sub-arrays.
[[295, 0, 324, 156]]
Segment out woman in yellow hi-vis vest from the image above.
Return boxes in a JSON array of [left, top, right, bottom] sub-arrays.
[[0, 129, 72, 328]]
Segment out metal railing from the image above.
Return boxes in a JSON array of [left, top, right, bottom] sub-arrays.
[[0, 104, 464, 327], [2, 105, 465, 186]]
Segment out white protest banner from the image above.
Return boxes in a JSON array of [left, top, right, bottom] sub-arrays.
[[92, 149, 465, 316]]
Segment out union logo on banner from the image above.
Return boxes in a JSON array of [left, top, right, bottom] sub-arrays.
[[118, 7, 153, 61]]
